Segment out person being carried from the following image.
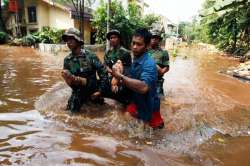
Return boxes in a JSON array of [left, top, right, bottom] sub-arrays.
[[148, 30, 170, 96], [61, 28, 109, 112], [112, 28, 164, 129]]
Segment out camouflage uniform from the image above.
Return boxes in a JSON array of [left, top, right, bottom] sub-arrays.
[[104, 46, 131, 74], [63, 49, 109, 112], [103, 29, 132, 104], [104, 46, 132, 104], [148, 48, 169, 95]]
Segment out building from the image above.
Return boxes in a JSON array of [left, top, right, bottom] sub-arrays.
[[5, 0, 94, 44], [160, 15, 178, 36]]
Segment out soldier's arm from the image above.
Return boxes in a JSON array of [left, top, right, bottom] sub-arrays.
[[122, 50, 132, 66], [158, 50, 169, 75], [92, 54, 110, 94], [62, 57, 87, 87], [120, 50, 132, 76], [104, 51, 112, 73], [62, 58, 74, 86]]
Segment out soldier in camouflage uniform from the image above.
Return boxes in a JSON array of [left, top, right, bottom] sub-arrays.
[[148, 30, 169, 96], [61, 28, 109, 112], [104, 29, 131, 75], [104, 29, 132, 104]]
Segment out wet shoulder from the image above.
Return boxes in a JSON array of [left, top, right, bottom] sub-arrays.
[[144, 53, 156, 66], [64, 53, 74, 64], [84, 49, 97, 59], [105, 49, 112, 56], [120, 47, 130, 53], [162, 49, 169, 57]]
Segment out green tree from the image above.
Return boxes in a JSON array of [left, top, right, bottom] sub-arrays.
[[92, 0, 160, 48], [199, 0, 250, 55], [0, 0, 8, 32]]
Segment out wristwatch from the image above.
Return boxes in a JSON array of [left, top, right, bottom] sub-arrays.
[[119, 74, 124, 83]]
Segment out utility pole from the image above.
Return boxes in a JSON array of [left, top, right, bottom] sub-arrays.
[[70, 0, 84, 45], [80, 0, 84, 46], [106, 0, 111, 51]]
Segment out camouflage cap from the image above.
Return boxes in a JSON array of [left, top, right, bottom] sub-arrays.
[[150, 30, 162, 39], [62, 28, 84, 45], [106, 29, 121, 40]]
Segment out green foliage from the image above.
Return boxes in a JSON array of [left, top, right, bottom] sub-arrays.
[[14, 27, 64, 46], [180, 0, 250, 55], [178, 18, 203, 43], [21, 34, 37, 46], [92, 0, 160, 48], [2, 0, 9, 6], [143, 14, 161, 30], [34, 27, 64, 44], [0, 31, 7, 44], [199, 0, 250, 55]]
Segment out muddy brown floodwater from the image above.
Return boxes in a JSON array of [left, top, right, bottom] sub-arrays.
[[0, 45, 250, 166]]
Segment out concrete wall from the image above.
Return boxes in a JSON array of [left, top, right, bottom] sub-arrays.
[[38, 43, 105, 55]]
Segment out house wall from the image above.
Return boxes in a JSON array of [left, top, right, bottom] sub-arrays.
[[48, 6, 74, 29], [74, 20, 92, 44], [37, 1, 50, 30], [21, 0, 93, 44], [24, 0, 40, 33], [24, 0, 74, 32]]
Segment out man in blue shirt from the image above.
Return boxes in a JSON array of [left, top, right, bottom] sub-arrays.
[[112, 28, 164, 129]]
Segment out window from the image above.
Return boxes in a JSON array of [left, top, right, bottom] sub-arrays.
[[27, 6, 37, 23], [29, 28, 38, 34]]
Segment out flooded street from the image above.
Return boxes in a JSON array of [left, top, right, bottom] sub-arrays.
[[0, 45, 250, 166]]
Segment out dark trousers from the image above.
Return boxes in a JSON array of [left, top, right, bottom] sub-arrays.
[[156, 78, 164, 96]]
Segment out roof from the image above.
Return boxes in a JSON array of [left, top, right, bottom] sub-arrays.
[[41, 0, 93, 20]]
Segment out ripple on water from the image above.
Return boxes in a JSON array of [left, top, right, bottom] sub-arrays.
[[7, 98, 28, 104], [0, 100, 7, 106], [34, 82, 221, 157]]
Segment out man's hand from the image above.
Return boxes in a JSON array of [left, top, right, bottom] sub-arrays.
[[112, 60, 123, 79], [111, 85, 119, 93], [106, 66, 113, 73], [61, 70, 74, 86], [90, 91, 101, 100], [73, 76, 87, 86], [61, 70, 87, 86], [157, 66, 169, 76]]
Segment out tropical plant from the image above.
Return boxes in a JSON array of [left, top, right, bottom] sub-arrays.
[[18, 27, 64, 46], [199, 0, 250, 55], [0, 31, 7, 43], [92, 0, 160, 48], [34, 27, 65, 44]]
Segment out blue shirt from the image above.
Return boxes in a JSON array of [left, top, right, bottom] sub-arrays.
[[130, 52, 160, 121]]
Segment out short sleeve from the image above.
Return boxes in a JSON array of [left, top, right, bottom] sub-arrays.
[[162, 50, 169, 67], [140, 60, 157, 88]]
